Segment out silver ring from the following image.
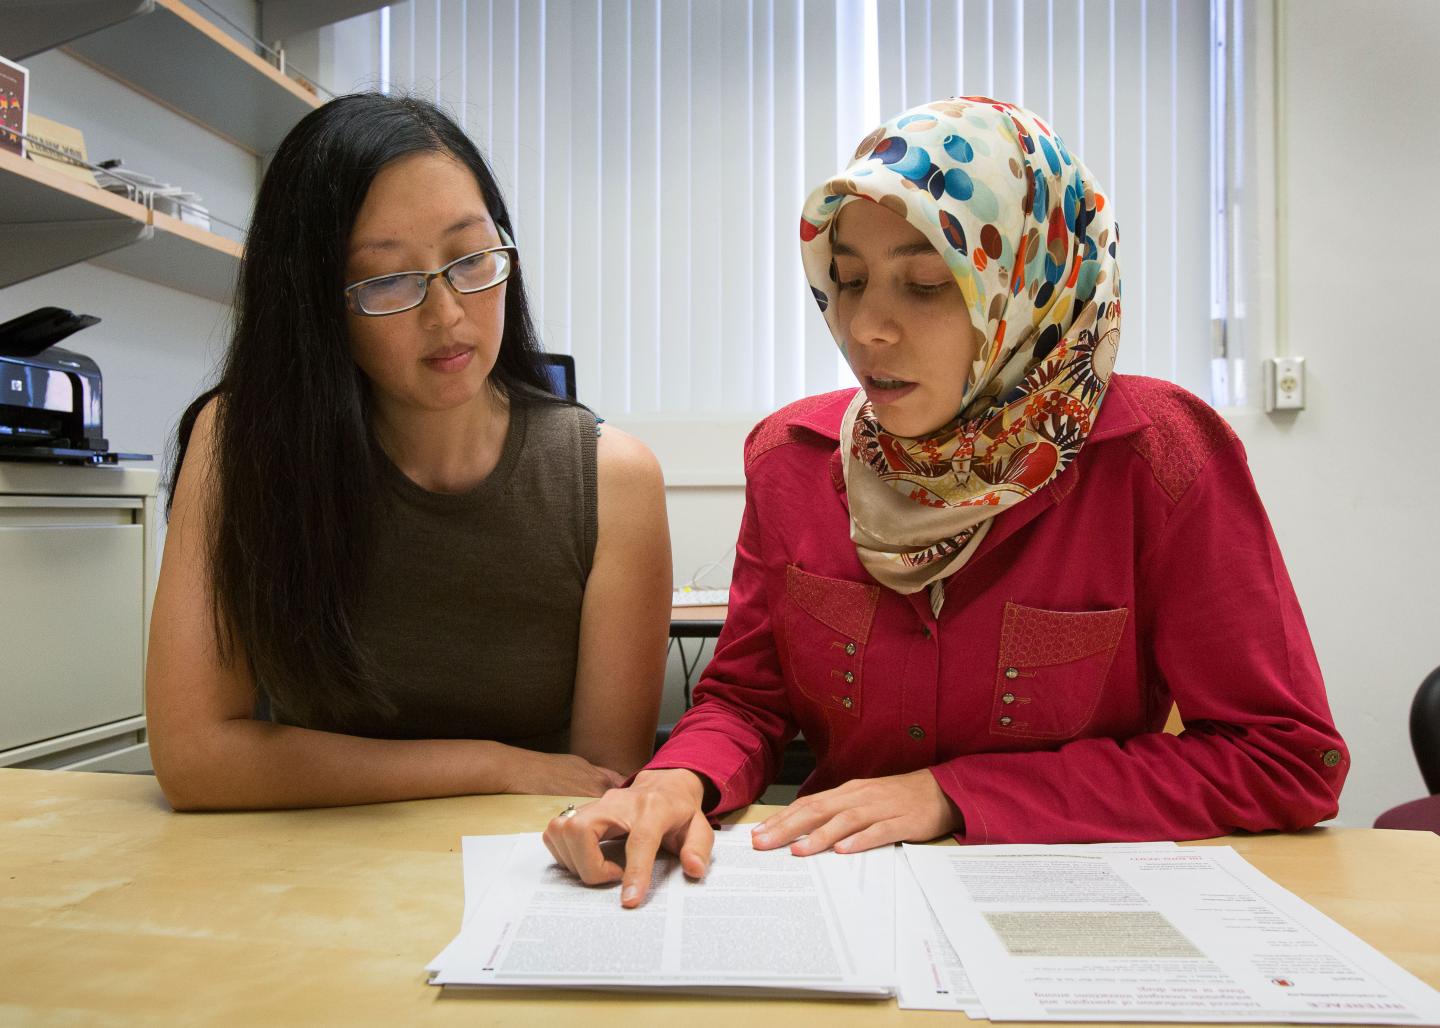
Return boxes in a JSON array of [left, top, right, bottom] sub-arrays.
[[558, 803, 577, 819]]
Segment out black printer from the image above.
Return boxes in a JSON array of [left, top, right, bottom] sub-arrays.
[[0, 307, 149, 464]]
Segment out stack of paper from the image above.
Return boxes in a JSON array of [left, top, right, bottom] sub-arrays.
[[902, 842, 1440, 1024], [429, 829, 1440, 1023], [428, 827, 894, 996]]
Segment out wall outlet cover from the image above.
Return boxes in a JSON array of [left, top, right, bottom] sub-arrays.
[[1264, 356, 1306, 413]]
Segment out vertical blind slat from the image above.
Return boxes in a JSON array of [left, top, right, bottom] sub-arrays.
[[719, 0, 756, 409], [630, 0, 662, 411], [991, 0, 1025, 106], [599, 0, 632, 409], [874, 0, 906, 124], [1021, 0, 1052, 116], [513, 0, 545, 322], [1173, 0, 1210, 393], [752, 0, 778, 410], [657, 0, 694, 410], [567, 1, 603, 401], [539, 0, 574, 360], [1111, 0, 1146, 378], [926, 0, 961, 101], [688, 1, 724, 410]]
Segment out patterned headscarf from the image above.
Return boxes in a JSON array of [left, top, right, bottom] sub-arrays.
[[800, 97, 1121, 613]]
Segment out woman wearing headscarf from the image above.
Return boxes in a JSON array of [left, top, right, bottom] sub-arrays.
[[546, 97, 1347, 906]]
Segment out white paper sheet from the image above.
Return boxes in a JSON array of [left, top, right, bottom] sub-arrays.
[[894, 842, 1175, 1014], [430, 826, 893, 996], [904, 843, 1440, 1024], [425, 833, 524, 975], [895, 852, 988, 1014]]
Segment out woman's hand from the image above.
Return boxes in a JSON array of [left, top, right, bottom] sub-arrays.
[[751, 769, 962, 856], [504, 750, 628, 797], [542, 768, 713, 907]]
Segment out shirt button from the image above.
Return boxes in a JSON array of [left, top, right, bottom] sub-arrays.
[[843, 670, 855, 684], [1322, 748, 1342, 767], [999, 715, 1013, 726], [908, 725, 924, 740], [921, 625, 933, 639], [1001, 692, 1015, 704], [1004, 667, 1019, 679], [845, 642, 856, 656], [841, 696, 854, 710]]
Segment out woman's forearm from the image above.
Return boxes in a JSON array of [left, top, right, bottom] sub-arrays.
[[153, 719, 521, 811]]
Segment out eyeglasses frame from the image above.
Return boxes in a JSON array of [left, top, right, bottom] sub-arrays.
[[343, 226, 518, 317]]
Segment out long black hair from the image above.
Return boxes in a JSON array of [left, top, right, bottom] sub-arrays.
[[169, 93, 558, 727]]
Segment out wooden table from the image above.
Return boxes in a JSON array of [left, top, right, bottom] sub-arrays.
[[2, 768, 1437, 1026]]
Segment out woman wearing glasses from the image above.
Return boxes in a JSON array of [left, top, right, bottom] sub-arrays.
[[545, 97, 1347, 906], [146, 94, 671, 810]]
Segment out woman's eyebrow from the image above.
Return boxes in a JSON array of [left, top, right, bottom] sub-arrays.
[[443, 213, 493, 236], [832, 239, 941, 259], [348, 214, 494, 256]]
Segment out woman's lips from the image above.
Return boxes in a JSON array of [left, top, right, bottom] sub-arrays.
[[864, 374, 918, 403], [423, 347, 474, 373]]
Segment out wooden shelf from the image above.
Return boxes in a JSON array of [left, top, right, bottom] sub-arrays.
[[0, 149, 243, 303], [0, 148, 149, 289], [94, 209, 243, 304], [13, 0, 321, 156]]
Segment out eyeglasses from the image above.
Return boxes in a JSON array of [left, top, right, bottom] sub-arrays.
[[343, 229, 517, 316]]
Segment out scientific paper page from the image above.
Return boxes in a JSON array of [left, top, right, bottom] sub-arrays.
[[895, 842, 1174, 1015], [430, 827, 892, 996], [904, 843, 1440, 1024]]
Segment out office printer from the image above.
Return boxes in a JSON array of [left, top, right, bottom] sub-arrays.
[[0, 307, 149, 464]]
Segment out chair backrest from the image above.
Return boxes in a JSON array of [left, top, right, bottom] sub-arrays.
[[1413, 666, 1440, 795], [539, 353, 576, 400]]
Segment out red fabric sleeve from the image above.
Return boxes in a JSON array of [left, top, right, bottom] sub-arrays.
[[931, 439, 1348, 843], [643, 473, 797, 814]]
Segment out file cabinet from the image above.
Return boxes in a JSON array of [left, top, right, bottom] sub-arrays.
[[0, 463, 157, 770]]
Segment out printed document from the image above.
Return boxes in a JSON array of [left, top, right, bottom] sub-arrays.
[[903, 843, 1440, 1024], [429, 827, 894, 996], [895, 842, 1175, 1015]]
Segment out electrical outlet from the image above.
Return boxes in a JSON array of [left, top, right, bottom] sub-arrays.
[[1264, 357, 1306, 412]]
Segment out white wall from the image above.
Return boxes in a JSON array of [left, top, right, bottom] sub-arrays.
[[1228, 0, 1440, 827]]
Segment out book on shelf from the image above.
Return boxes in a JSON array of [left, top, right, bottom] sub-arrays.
[[0, 55, 27, 157], [24, 113, 97, 187]]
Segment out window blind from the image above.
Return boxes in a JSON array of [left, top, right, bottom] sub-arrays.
[[336, 0, 1219, 415]]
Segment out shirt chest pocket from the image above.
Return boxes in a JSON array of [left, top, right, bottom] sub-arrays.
[[990, 601, 1129, 740], [781, 564, 879, 720]]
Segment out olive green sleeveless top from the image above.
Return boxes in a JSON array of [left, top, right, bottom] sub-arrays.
[[286, 397, 598, 750]]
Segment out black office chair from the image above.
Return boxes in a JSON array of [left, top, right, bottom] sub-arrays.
[[1411, 665, 1440, 794], [1373, 665, 1440, 832]]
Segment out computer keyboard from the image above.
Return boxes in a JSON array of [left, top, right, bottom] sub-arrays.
[[672, 588, 729, 606]]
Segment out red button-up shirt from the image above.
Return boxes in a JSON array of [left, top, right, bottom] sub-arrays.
[[650, 375, 1348, 843]]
